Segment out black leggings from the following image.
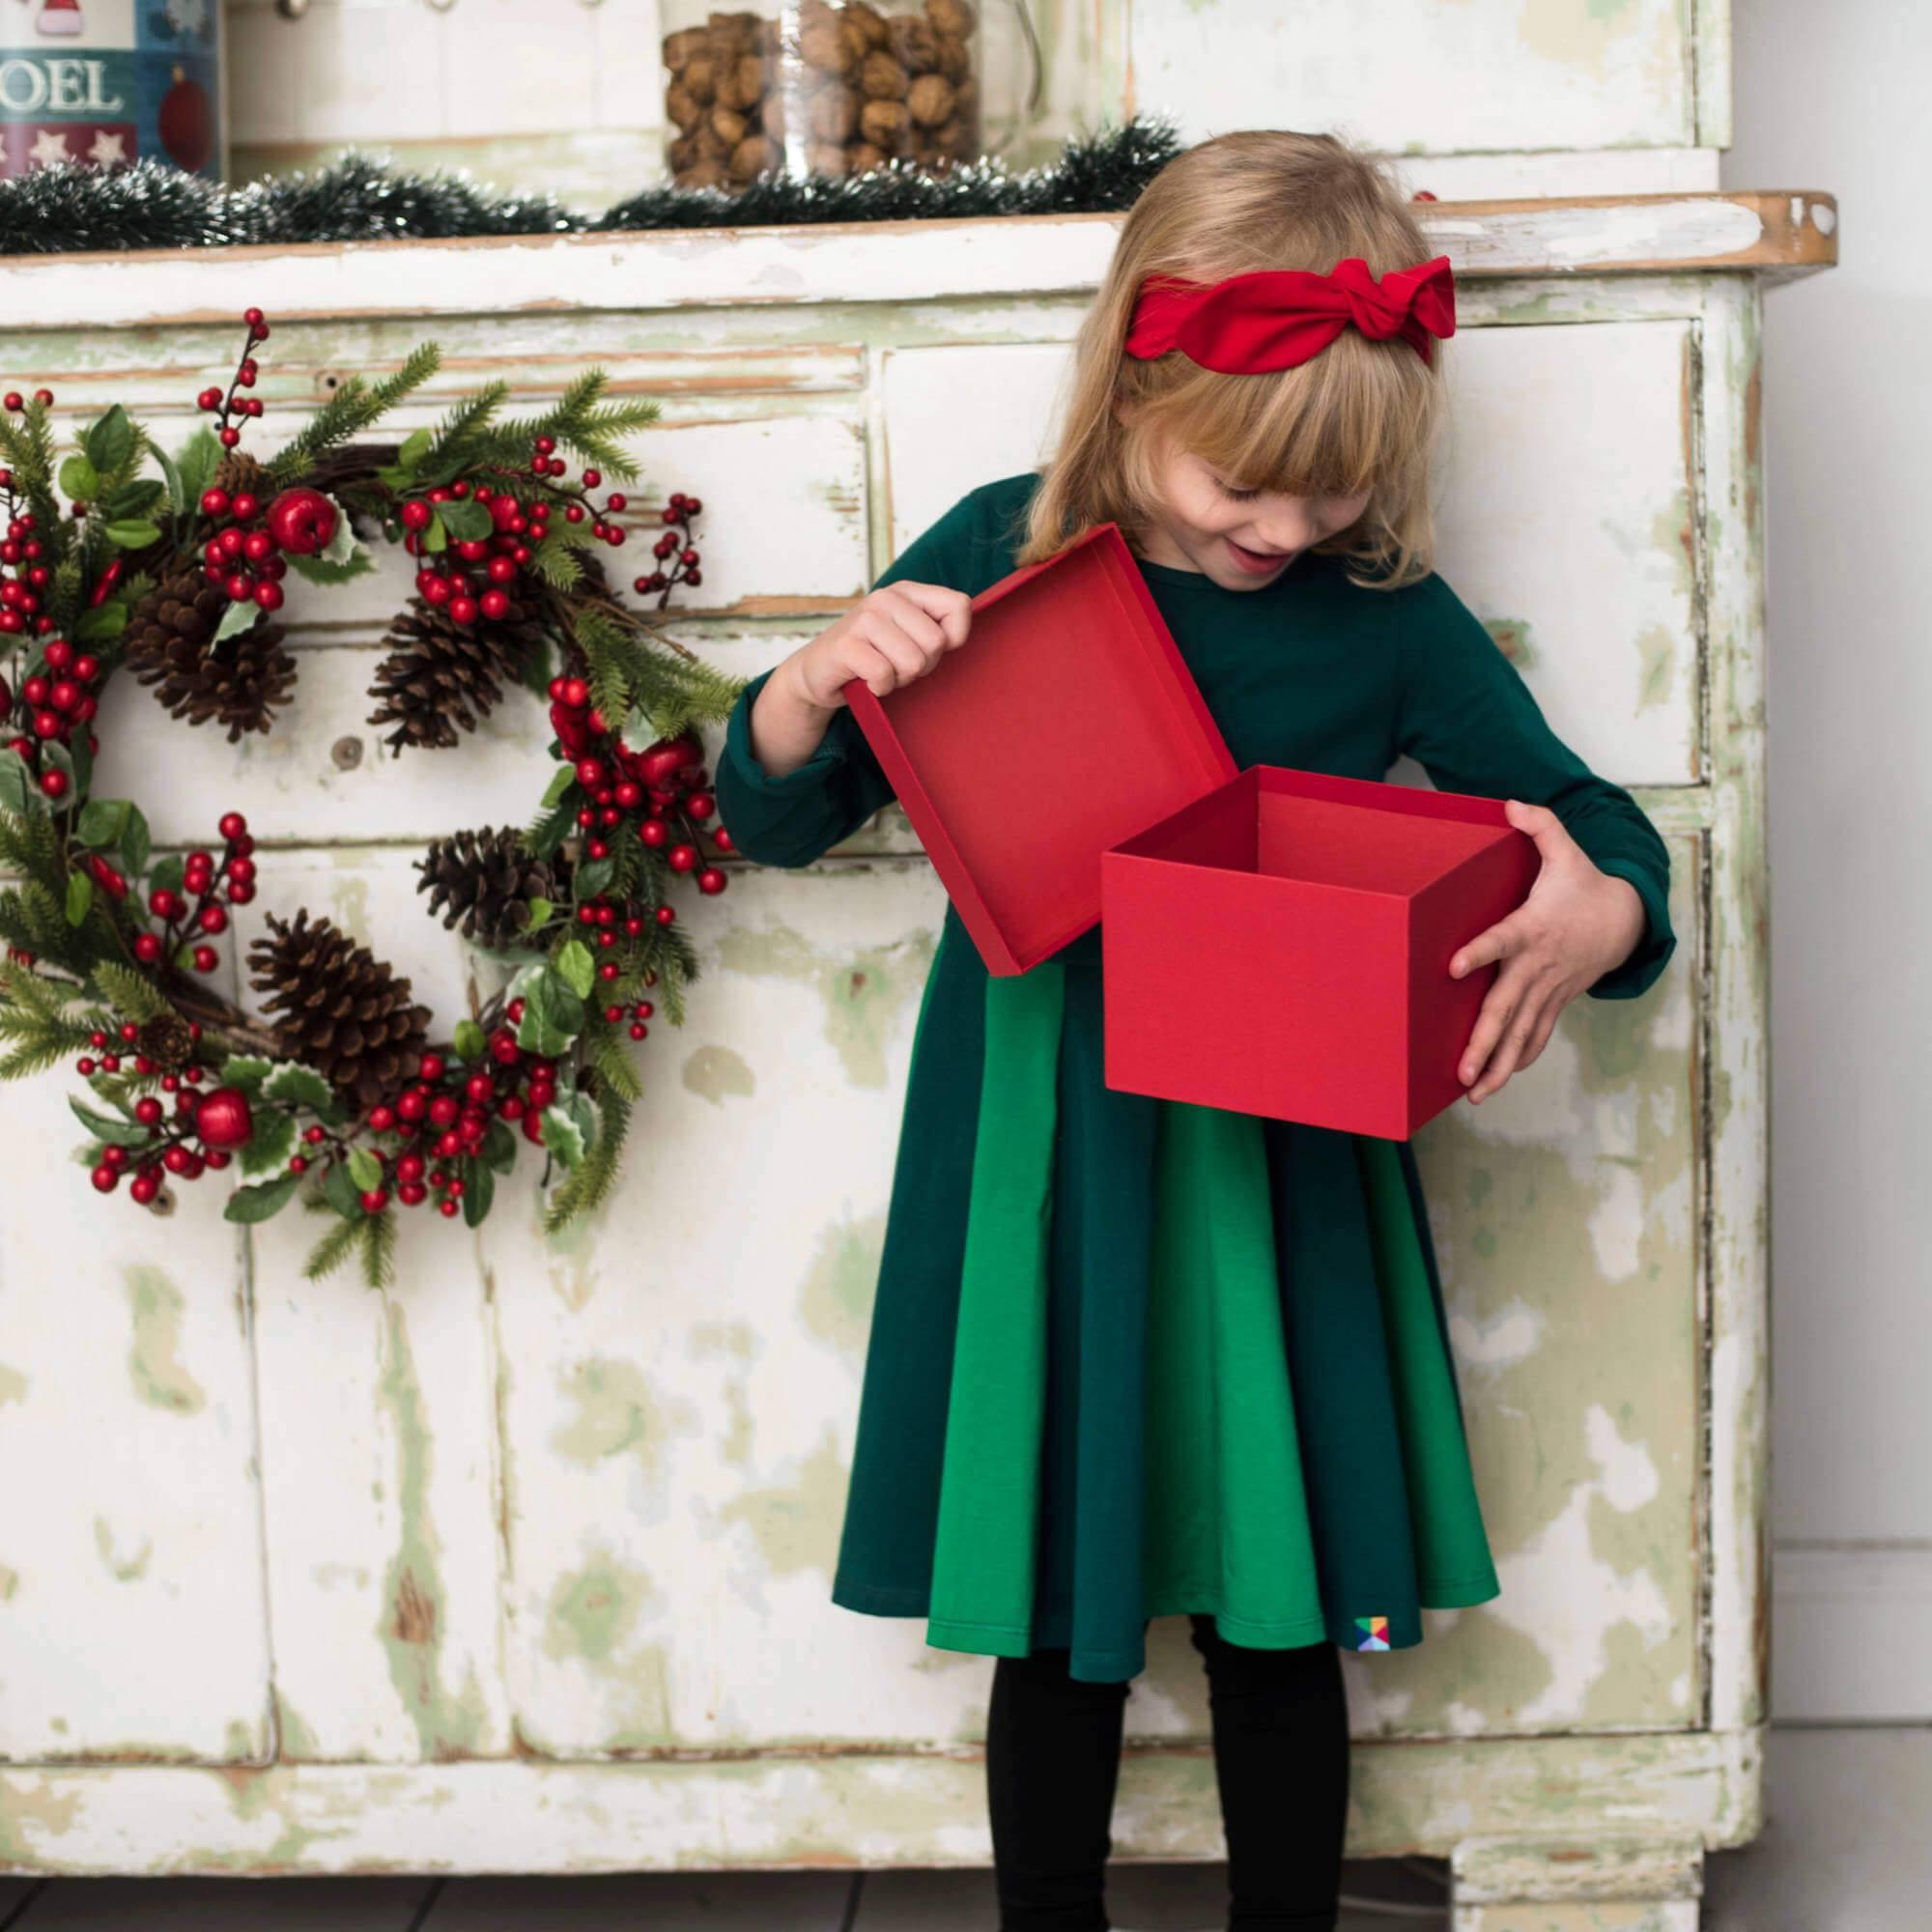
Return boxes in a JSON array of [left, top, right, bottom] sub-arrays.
[[985, 1616, 1350, 1932]]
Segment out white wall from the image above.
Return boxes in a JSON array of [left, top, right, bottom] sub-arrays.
[[1724, 1, 1932, 1721]]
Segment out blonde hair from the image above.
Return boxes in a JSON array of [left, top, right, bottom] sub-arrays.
[[1014, 129, 1445, 588]]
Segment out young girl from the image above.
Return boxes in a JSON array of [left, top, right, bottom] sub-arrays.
[[714, 130, 1675, 1932]]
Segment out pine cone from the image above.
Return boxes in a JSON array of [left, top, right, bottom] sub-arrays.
[[125, 566, 297, 742], [246, 909, 432, 1114], [366, 592, 546, 755], [136, 1009, 196, 1075], [213, 451, 267, 501], [416, 825, 567, 950]]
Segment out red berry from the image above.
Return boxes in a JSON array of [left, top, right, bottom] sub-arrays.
[[656, 904, 676, 925], [33, 388, 52, 407], [3, 392, 21, 411], [253, 580, 284, 611], [668, 843, 698, 873], [219, 810, 247, 840], [479, 589, 509, 620], [684, 497, 702, 516], [360, 1188, 389, 1214], [449, 596, 478, 625], [133, 933, 163, 964], [40, 767, 67, 798], [230, 493, 260, 523], [191, 945, 218, 973], [130, 1174, 161, 1206], [243, 306, 266, 328], [197, 903, 228, 935], [92, 1164, 119, 1194], [697, 867, 726, 895], [219, 427, 242, 448]]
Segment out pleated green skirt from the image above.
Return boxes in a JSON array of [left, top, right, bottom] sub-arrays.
[[831, 912, 1500, 1683]]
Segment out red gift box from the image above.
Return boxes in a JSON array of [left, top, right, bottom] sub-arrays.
[[842, 523, 1537, 1135], [843, 523, 1236, 977], [1101, 767, 1539, 1138]]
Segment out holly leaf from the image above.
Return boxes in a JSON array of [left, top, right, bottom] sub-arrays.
[[316, 496, 358, 565], [0, 757, 40, 817], [147, 853, 185, 898], [225, 1171, 302, 1225], [322, 1157, 364, 1219], [220, 1053, 274, 1093], [76, 602, 128, 642], [261, 1061, 339, 1116], [213, 597, 262, 644], [346, 1146, 384, 1194], [423, 517, 447, 554], [69, 1096, 149, 1148], [573, 857, 614, 901], [59, 454, 100, 505], [170, 426, 221, 515], [285, 547, 373, 586], [83, 404, 134, 476], [239, 1109, 298, 1179], [438, 497, 492, 543], [481, 1118, 518, 1175], [118, 802, 150, 877], [397, 428, 433, 476], [452, 1017, 486, 1064], [460, 1156, 495, 1228], [101, 479, 165, 523], [64, 869, 93, 925], [565, 1088, 601, 1154], [65, 731, 91, 804], [153, 440, 185, 521], [76, 798, 131, 849], [539, 765, 576, 810], [554, 938, 596, 1001], [541, 1101, 586, 1170], [525, 895, 554, 933], [515, 966, 583, 1058], [102, 520, 161, 552]]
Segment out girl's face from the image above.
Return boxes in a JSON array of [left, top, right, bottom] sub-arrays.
[[1133, 435, 1372, 590]]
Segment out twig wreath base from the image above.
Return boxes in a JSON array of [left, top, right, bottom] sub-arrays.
[[0, 313, 745, 1289]]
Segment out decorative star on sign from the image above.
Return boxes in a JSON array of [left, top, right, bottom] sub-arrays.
[[26, 127, 71, 168], [87, 128, 127, 165]]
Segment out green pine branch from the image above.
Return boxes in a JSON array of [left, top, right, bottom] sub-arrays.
[[359, 1208, 397, 1291], [301, 1215, 361, 1282], [541, 1088, 630, 1234], [0, 1007, 97, 1079], [268, 341, 441, 485], [583, 1019, 642, 1103], [87, 959, 173, 1024], [0, 805, 63, 891]]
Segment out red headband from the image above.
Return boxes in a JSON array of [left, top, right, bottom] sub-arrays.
[[1124, 255, 1456, 373]]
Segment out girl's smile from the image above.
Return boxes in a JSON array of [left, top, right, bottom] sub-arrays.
[[1126, 433, 1373, 589]]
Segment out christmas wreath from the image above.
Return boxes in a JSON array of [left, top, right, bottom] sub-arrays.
[[0, 310, 746, 1287]]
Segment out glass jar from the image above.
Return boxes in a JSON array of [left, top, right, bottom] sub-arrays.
[[661, 1, 1036, 190]]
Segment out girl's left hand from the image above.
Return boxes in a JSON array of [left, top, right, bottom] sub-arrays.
[[1448, 799, 1648, 1104]]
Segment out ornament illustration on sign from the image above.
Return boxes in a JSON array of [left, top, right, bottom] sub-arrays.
[[157, 64, 207, 171]]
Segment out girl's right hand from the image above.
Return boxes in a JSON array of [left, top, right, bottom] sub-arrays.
[[787, 581, 974, 710]]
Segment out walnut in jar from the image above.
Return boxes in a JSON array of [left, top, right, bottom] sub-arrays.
[[799, 16, 855, 73], [859, 96, 910, 149], [805, 139, 851, 177], [906, 71, 954, 128], [860, 48, 910, 99], [729, 132, 776, 181], [889, 14, 940, 73], [805, 82, 860, 144], [847, 139, 887, 173], [925, 0, 976, 36]]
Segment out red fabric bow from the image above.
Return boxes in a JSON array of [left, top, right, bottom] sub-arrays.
[[1123, 255, 1457, 373]]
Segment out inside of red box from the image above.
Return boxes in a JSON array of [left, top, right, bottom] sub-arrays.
[[870, 528, 1234, 967], [1134, 774, 1506, 894]]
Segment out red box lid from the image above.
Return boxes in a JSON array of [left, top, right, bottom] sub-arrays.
[[843, 522, 1238, 976]]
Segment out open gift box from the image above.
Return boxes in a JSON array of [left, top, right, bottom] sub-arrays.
[[842, 522, 1537, 1138]]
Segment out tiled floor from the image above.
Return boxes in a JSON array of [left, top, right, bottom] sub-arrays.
[[0, 1726, 1924, 1928]]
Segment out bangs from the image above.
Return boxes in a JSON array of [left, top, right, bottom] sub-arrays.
[[1138, 336, 1436, 502]]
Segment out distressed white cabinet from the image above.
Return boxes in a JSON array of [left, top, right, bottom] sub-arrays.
[[0, 193, 1830, 1921]]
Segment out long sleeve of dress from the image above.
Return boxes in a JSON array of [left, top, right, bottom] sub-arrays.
[[714, 486, 990, 869], [1393, 573, 1677, 1002]]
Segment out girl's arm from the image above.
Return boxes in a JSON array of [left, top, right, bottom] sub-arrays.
[[714, 495, 980, 869], [1392, 572, 1678, 1101]]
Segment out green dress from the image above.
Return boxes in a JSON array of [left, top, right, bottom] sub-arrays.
[[715, 472, 1677, 1684]]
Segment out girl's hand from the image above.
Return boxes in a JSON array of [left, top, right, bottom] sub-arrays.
[[1448, 799, 1648, 1105], [786, 580, 974, 711]]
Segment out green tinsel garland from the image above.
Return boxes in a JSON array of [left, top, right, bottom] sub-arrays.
[[0, 119, 1181, 258]]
